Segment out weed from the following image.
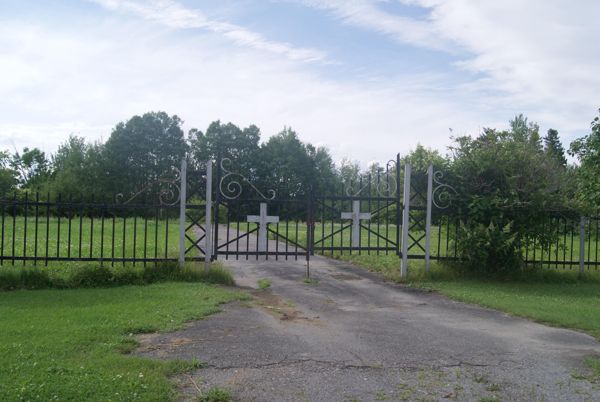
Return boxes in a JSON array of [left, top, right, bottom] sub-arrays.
[[198, 386, 233, 402], [257, 278, 271, 289]]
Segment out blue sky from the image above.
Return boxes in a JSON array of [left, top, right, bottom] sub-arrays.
[[1, 0, 599, 165]]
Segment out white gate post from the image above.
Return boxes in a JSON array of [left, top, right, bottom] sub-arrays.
[[178, 159, 187, 267], [579, 216, 586, 275], [401, 164, 411, 279], [204, 161, 213, 272], [425, 165, 433, 273]]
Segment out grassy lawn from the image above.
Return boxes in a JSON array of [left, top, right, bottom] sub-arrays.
[[0, 282, 243, 401]]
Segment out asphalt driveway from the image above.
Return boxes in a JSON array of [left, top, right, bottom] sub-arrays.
[[137, 250, 600, 401]]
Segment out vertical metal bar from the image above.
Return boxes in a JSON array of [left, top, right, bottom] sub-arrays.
[[154, 206, 159, 265], [204, 160, 213, 269], [34, 192, 39, 266], [178, 159, 187, 266], [23, 192, 28, 265], [143, 214, 148, 267], [401, 163, 411, 279], [395, 154, 401, 259], [12, 192, 16, 265], [1, 199, 4, 266], [68, 196, 72, 259], [45, 192, 50, 266], [111, 205, 116, 267], [580, 216, 586, 275], [164, 214, 169, 260], [213, 155, 222, 262], [425, 165, 433, 273], [89, 195, 94, 260], [56, 194, 61, 259], [122, 215, 126, 266], [132, 215, 137, 265], [78, 197, 83, 259], [100, 202, 105, 265]]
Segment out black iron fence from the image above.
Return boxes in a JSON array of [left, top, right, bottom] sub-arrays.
[[0, 192, 182, 266]]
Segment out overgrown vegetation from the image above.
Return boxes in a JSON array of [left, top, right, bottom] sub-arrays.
[[0, 282, 244, 401], [0, 262, 234, 291]]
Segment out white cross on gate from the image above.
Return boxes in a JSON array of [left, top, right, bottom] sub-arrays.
[[341, 200, 371, 248], [247, 203, 279, 252]]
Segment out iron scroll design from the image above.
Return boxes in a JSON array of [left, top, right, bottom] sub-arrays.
[[344, 159, 398, 197], [432, 170, 457, 209], [219, 158, 276, 200], [116, 168, 181, 206]]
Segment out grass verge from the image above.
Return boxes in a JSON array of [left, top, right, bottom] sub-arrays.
[[0, 282, 244, 401], [0, 262, 234, 291]]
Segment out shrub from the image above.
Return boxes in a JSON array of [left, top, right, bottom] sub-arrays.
[[454, 222, 523, 277]]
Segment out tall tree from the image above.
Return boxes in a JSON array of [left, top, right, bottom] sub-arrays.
[[189, 121, 260, 174], [11, 147, 50, 190], [103, 111, 188, 195], [569, 110, 600, 207], [0, 150, 17, 196], [543, 129, 567, 167]]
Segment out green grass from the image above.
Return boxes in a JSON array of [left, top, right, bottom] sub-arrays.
[[0, 282, 244, 401], [257, 278, 271, 289]]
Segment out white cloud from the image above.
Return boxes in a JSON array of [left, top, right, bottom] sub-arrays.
[[290, 0, 453, 51], [295, 0, 600, 138], [90, 0, 327, 62], [0, 18, 478, 164]]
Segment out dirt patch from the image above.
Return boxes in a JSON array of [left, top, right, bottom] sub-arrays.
[[251, 289, 321, 325], [331, 273, 362, 281]]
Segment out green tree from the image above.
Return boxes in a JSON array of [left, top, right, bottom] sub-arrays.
[[569, 109, 600, 207], [11, 147, 50, 190], [0, 150, 17, 196], [189, 121, 260, 174], [45, 136, 106, 198], [256, 127, 336, 197], [543, 129, 567, 167], [103, 112, 188, 195]]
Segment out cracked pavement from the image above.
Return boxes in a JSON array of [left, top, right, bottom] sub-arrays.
[[137, 253, 600, 401]]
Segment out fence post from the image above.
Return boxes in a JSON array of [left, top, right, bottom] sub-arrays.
[[425, 165, 433, 273], [401, 163, 411, 279], [204, 160, 213, 272], [178, 159, 187, 267], [579, 216, 586, 275]]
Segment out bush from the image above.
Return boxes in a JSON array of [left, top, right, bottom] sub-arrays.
[[454, 221, 523, 277]]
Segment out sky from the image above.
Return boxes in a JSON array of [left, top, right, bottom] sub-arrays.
[[0, 0, 599, 165]]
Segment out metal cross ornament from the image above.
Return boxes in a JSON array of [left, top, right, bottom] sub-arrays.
[[341, 200, 371, 248], [247, 203, 279, 252]]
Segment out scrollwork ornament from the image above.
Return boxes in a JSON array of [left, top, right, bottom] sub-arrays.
[[115, 168, 181, 206], [219, 158, 276, 200], [432, 170, 457, 209]]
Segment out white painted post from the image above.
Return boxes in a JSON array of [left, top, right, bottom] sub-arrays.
[[425, 165, 433, 273], [204, 161, 213, 272], [178, 159, 187, 267], [401, 164, 411, 279], [579, 216, 586, 275]]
